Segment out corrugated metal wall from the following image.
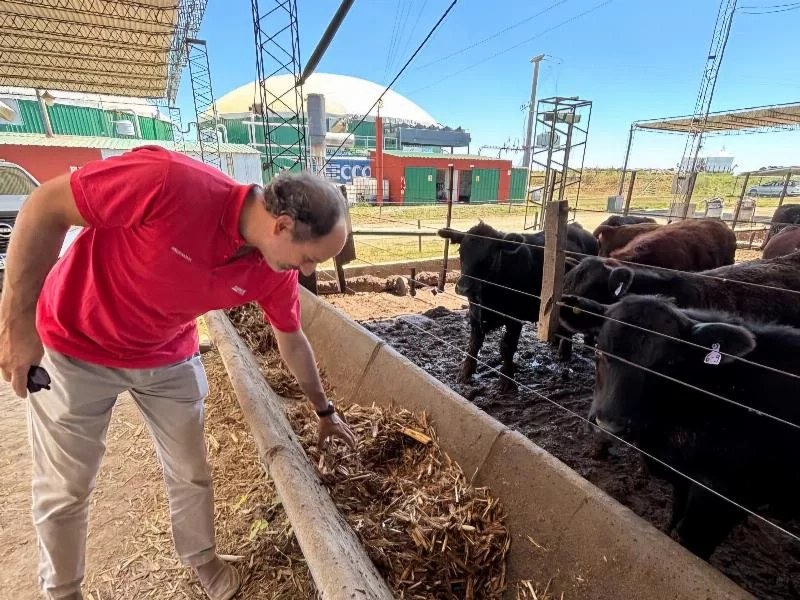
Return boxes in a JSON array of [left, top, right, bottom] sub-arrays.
[[509, 168, 527, 202], [403, 166, 436, 204], [471, 168, 500, 202], [0, 100, 173, 141]]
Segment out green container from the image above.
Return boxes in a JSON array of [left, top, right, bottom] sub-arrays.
[[403, 166, 436, 204], [0, 100, 44, 134], [471, 168, 500, 203], [509, 168, 527, 202]]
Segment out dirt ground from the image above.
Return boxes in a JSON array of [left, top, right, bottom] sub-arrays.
[[326, 290, 800, 600], [0, 350, 312, 600]]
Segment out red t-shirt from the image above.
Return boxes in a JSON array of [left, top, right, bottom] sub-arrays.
[[36, 145, 301, 369]]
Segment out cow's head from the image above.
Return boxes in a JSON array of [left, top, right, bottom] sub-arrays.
[[587, 295, 757, 437], [438, 221, 526, 298], [562, 257, 636, 306]]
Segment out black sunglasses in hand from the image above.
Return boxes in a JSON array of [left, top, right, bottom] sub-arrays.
[[27, 365, 51, 393]]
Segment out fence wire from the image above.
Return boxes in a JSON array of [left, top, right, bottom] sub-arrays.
[[311, 260, 800, 548]]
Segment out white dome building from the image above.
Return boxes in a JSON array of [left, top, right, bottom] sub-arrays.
[[212, 73, 470, 155], [213, 73, 437, 125]]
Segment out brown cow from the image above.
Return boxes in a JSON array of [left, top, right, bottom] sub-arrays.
[[762, 225, 800, 259], [610, 218, 736, 271], [594, 222, 662, 257]]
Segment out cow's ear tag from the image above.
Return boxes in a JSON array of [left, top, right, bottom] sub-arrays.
[[703, 343, 722, 366], [614, 282, 624, 297]]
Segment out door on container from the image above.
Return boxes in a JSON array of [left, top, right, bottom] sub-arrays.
[[471, 168, 500, 203], [509, 168, 527, 203], [458, 170, 472, 203], [404, 166, 436, 204]]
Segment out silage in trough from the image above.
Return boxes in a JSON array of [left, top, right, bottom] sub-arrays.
[[225, 304, 514, 599]]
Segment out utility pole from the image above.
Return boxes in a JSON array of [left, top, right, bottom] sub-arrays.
[[522, 54, 546, 170]]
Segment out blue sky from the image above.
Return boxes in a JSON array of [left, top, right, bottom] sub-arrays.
[[176, 0, 800, 172]]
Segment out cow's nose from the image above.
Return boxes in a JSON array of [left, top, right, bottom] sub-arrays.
[[455, 278, 466, 295]]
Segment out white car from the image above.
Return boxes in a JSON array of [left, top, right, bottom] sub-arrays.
[[0, 161, 82, 288], [748, 179, 800, 197]]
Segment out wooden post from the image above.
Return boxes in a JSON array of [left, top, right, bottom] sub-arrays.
[[623, 169, 637, 216], [417, 219, 422, 253], [438, 164, 455, 292], [731, 173, 750, 231], [538, 199, 568, 343]]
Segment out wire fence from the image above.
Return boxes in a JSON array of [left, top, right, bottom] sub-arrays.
[[312, 249, 800, 549], [313, 202, 800, 558]]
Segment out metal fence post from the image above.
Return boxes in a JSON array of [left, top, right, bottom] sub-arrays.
[[438, 164, 455, 292], [538, 199, 568, 343], [731, 173, 750, 231]]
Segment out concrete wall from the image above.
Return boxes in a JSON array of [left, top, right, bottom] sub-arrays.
[[299, 287, 753, 600], [317, 256, 459, 280]]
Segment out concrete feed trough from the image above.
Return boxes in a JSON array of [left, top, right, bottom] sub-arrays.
[[298, 287, 754, 600]]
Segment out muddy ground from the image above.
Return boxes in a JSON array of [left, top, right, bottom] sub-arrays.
[[345, 302, 800, 600]]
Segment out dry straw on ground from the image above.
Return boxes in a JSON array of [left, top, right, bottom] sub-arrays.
[[85, 350, 315, 600], [90, 306, 553, 599], [226, 304, 516, 599]]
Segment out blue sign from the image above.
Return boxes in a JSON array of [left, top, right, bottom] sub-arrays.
[[324, 157, 371, 184]]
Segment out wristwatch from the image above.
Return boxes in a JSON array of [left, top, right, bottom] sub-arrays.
[[315, 401, 336, 418]]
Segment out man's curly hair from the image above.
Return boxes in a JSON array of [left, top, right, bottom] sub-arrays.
[[262, 171, 344, 240]]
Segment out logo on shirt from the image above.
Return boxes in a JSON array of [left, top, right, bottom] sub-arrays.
[[232, 285, 246, 295], [171, 246, 192, 262], [0, 223, 12, 240]]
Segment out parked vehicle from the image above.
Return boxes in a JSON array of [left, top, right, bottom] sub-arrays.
[[0, 162, 81, 289], [748, 179, 800, 197]]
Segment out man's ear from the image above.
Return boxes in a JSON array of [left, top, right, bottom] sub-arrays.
[[274, 213, 294, 235]]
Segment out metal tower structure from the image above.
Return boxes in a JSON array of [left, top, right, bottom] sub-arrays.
[[186, 38, 222, 170], [525, 96, 592, 230], [672, 0, 737, 219], [251, 0, 308, 180]]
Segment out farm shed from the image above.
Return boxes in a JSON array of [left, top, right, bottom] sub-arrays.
[[0, 132, 263, 185], [370, 150, 513, 204]]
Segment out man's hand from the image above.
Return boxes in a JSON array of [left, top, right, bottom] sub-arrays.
[[0, 315, 44, 397], [318, 412, 357, 451]]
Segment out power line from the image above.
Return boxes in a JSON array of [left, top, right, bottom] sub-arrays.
[[410, 0, 570, 72], [321, 0, 460, 170], [740, 2, 800, 12], [353, 212, 800, 298], [405, 0, 613, 96], [352, 238, 800, 427]]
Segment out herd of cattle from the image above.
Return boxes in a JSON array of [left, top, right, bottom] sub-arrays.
[[437, 206, 800, 562]]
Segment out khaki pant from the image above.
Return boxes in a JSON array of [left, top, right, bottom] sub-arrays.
[[27, 348, 216, 599]]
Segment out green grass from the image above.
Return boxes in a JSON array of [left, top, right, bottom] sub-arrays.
[[320, 168, 795, 271]]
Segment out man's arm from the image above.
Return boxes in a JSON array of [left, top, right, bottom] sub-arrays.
[[273, 328, 357, 449], [273, 328, 328, 411], [0, 174, 87, 396]]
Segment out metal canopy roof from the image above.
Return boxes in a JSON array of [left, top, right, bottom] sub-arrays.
[[0, 131, 261, 154], [0, 0, 207, 102], [740, 166, 800, 177], [634, 102, 800, 135]]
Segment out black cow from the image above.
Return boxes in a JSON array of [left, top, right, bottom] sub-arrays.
[[574, 294, 800, 560], [559, 253, 800, 341], [592, 214, 656, 235], [438, 221, 598, 392], [766, 203, 800, 242]]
